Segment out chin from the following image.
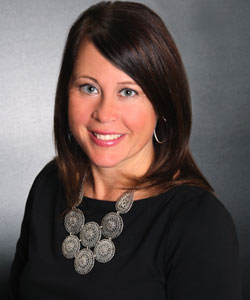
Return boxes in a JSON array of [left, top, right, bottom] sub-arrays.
[[89, 155, 126, 169], [92, 161, 123, 169]]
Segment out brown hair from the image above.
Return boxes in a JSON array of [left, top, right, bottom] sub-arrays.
[[54, 1, 214, 208]]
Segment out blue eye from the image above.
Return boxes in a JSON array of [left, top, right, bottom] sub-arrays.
[[120, 88, 137, 97], [80, 84, 98, 94]]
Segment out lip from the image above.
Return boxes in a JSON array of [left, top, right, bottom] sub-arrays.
[[89, 130, 126, 147]]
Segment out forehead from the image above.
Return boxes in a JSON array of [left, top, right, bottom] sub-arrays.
[[72, 41, 134, 83]]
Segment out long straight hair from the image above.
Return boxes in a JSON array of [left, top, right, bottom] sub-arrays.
[[54, 1, 214, 207]]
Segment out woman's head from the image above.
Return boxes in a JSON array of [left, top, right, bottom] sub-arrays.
[[54, 1, 212, 205], [68, 41, 157, 172]]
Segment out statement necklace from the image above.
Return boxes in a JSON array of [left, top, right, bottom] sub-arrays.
[[62, 180, 135, 275]]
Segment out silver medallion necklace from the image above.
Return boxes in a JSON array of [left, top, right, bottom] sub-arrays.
[[62, 179, 135, 275]]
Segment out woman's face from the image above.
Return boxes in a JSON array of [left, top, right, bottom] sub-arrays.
[[68, 42, 157, 173]]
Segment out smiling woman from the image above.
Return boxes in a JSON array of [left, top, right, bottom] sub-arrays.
[[8, 1, 241, 300], [68, 41, 157, 173]]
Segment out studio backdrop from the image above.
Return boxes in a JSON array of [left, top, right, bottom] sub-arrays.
[[0, 0, 249, 298]]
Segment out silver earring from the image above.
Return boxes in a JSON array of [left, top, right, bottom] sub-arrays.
[[153, 117, 167, 144], [67, 131, 72, 142]]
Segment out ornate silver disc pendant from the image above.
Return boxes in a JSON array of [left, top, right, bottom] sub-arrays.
[[74, 248, 95, 275], [94, 239, 115, 263], [115, 190, 134, 214], [101, 212, 124, 239], [80, 221, 101, 248], [62, 235, 80, 259], [64, 208, 85, 234], [62, 184, 135, 275]]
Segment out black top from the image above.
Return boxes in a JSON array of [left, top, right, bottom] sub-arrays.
[[8, 161, 242, 300]]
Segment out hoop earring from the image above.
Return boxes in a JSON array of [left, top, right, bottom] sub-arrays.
[[67, 131, 72, 142], [153, 117, 167, 144]]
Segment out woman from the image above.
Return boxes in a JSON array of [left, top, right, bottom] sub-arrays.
[[9, 1, 241, 299]]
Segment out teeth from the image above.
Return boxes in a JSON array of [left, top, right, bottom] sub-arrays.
[[94, 133, 122, 140]]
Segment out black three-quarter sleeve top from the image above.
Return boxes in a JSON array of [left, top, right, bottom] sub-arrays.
[[8, 161, 242, 300]]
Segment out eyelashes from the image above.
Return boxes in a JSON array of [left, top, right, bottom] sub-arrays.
[[80, 84, 98, 94], [119, 88, 138, 97], [79, 84, 138, 98]]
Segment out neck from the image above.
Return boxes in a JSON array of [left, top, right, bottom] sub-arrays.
[[85, 168, 123, 201], [84, 151, 154, 201]]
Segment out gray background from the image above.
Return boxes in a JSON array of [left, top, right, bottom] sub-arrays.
[[1, 0, 249, 298]]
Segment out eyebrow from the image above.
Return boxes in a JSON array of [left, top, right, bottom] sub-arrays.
[[75, 75, 98, 83], [74, 75, 138, 86], [117, 81, 137, 85]]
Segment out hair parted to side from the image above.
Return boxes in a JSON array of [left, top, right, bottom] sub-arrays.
[[54, 1, 214, 208]]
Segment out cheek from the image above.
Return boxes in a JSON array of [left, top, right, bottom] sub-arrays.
[[124, 105, 157, 135], [68, 104, 81, 126], [68, 97, 90, 130]]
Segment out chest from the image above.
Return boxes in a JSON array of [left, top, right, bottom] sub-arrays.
[[20, 199, 171, 300]]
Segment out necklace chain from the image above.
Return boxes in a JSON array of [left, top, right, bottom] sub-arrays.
[[62, 179, 135, 275]]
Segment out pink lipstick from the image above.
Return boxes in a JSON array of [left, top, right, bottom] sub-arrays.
[[89, 131, 126, 147]]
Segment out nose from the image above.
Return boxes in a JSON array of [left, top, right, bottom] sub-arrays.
[[92, 96, 119, 123]]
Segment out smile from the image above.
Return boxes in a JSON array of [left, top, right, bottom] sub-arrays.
[[90, 131, 125, 147], [93, 133, 122, 140]]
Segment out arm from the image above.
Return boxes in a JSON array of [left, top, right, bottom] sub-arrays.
[[165, 191, 242, 300], [8, 188, 33, 300], [7, 160, 56, 299]]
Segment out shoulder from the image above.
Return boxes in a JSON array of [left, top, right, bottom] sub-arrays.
[[19, 159, 62, 226], [162, 187, 241, 298], [33, 159, 58, 184], [34, 159, 58, 180], [165, 184, 230, 218], [165, 185, 239, 246], [28, 159, 60, 198]]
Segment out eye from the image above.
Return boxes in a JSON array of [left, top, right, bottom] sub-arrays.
[[80, 84, 98, 94], [119, 88, 138, 97]]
